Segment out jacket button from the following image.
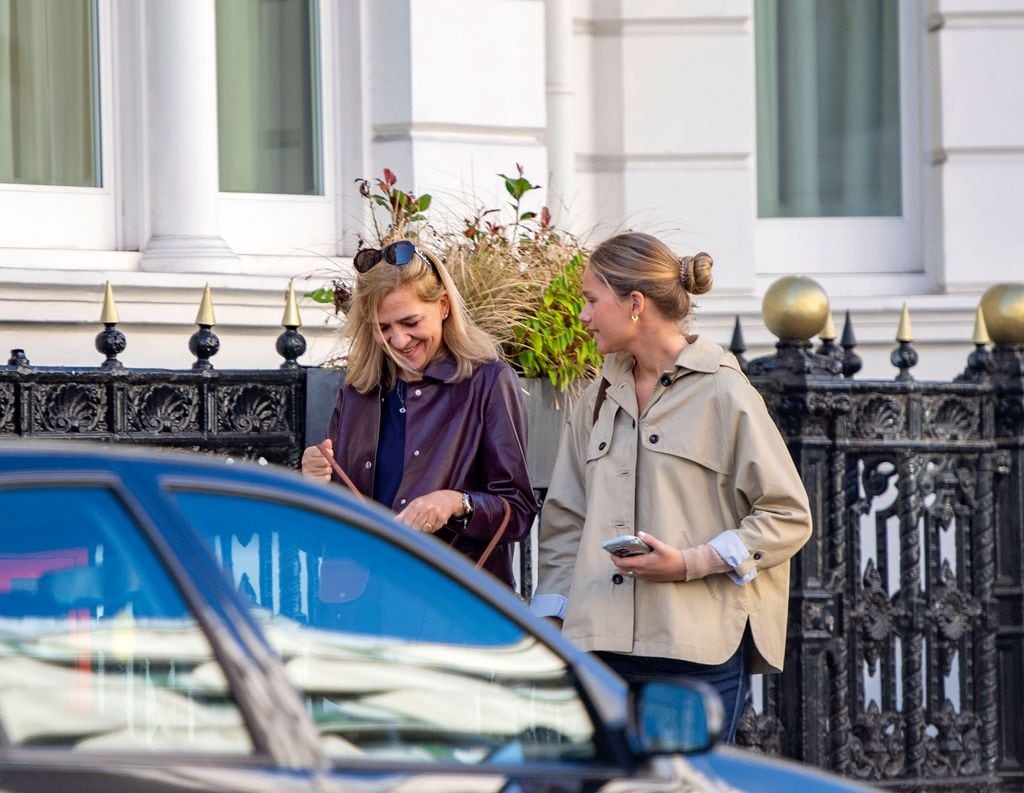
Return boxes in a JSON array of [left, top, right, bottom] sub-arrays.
[[612, 573, 624, 585], [649, 434, 659, 444], [364, 460, 372, 469], [413, 449, 420, 456], [414, 388, 422, 397], [660, 375, 672, 386], [598, 441, 606, 450], [753, 551, 764, 561]]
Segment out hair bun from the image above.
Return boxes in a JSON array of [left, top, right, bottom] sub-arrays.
[[680, 252, 713, 295]]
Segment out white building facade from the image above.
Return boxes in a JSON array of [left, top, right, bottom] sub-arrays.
[[1, 0, 1022, 378]]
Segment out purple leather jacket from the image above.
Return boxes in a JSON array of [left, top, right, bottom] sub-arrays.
[[326, 357, 538, 587]]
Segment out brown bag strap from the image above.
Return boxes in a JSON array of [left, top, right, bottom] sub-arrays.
[[319, 440, 509, 570], [450, 497, 512, 569], [316, 442, 367, 503], [474, 497, 512, 569], [592, 376, 610, 426]]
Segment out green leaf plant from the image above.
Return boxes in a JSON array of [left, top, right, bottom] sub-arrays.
[[514, 251, 596, 393], [308, 164, 601, 392]]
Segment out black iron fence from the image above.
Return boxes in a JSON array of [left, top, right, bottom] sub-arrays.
[[731, 329, 1024, 793], [0, 303, 309, 466], [3, 291, 1023, 793]]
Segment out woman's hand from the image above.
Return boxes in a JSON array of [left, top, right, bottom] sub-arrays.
[[300, 440, 333, 482], [611, 531, 687, 582], [395, 489, 463, 533]]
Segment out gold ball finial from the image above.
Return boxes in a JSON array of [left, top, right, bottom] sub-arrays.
[[762, 276, 830, 342], [980, 283, 1024, 344]]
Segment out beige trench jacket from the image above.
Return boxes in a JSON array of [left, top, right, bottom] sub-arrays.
[[535, 336, 812, 674]]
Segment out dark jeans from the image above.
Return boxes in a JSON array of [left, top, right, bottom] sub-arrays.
[[594, 635, 750, 744]]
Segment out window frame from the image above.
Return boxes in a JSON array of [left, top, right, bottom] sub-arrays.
[[753, 2, 926, 284], [217, 0, 340, 259], [0, 0, 117, 251]]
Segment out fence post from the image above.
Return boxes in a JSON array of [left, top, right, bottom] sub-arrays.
[[742, 275, 844, 764], [990, 340, 1024, 780]]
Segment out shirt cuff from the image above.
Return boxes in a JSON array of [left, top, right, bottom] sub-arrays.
[[529, 593, 567, 619], [708, 530, 756, 586]]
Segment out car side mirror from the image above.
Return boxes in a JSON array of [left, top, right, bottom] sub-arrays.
[[633, 678, 724, 755]]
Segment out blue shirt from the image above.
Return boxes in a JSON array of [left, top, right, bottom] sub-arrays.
[[373, 382, 406, 507]]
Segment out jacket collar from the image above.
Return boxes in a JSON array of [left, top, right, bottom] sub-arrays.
[[381, 355, 457, 392], [421, 355, 458, 383], [602, 334, 728, 386]]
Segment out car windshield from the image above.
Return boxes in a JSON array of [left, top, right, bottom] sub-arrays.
[[173, 489, 598, 766]]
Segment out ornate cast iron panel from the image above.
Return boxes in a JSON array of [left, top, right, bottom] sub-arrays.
[[0, 366, 306, 468], [739, 359, 1023, 793]]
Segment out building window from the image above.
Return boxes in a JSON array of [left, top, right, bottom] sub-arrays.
[[215, 0, 321, 195], [755, 0, 901, 218], [0, 0, 99, 187]]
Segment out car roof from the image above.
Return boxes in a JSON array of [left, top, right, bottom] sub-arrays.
[[2, 438, 321, 483], [0, 438, 389, 518]]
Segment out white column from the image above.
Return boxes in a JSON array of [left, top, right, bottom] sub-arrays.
[[545, 0, 575, 226], [140, 0, 240, 273]]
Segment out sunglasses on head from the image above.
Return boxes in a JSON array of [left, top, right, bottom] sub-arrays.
[[354, 240, 437, 276]]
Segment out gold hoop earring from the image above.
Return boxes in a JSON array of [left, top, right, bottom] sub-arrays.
[[630, 314, 639, 323]]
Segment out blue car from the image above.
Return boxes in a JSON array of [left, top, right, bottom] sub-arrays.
[[0, 442, 876, 792]]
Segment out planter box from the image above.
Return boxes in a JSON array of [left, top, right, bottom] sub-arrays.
[[521, 376, 581, 490]]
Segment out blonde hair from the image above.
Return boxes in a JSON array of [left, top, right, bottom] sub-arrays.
[[342, 243, 500, 393], [588, 232, 713, 321]]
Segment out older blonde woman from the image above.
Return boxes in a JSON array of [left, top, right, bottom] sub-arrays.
[[531, 232, 812, 741], [301, 240, 537, 587]]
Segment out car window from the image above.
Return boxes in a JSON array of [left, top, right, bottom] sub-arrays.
[[0, 484, 252, 754], [174, 490, 598, 765]]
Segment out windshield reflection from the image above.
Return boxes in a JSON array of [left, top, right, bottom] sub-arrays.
[[175, 491, 598, 764], [0, 615, 250, 751], [0, 484, 251, 753]]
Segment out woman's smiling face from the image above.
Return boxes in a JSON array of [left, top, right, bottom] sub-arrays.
[[376, 284, 449, 374]]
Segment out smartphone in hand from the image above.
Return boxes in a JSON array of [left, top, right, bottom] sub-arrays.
[[601, 534, 652, 557]]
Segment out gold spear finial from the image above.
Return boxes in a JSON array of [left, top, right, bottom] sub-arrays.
[[195, 283, 216, 326], [100, 281, 120, 324], [896, 303, 913, 342], [282, 281, 302, 328], [972, 304, 991, 346], [819, 311, 837, 341]]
